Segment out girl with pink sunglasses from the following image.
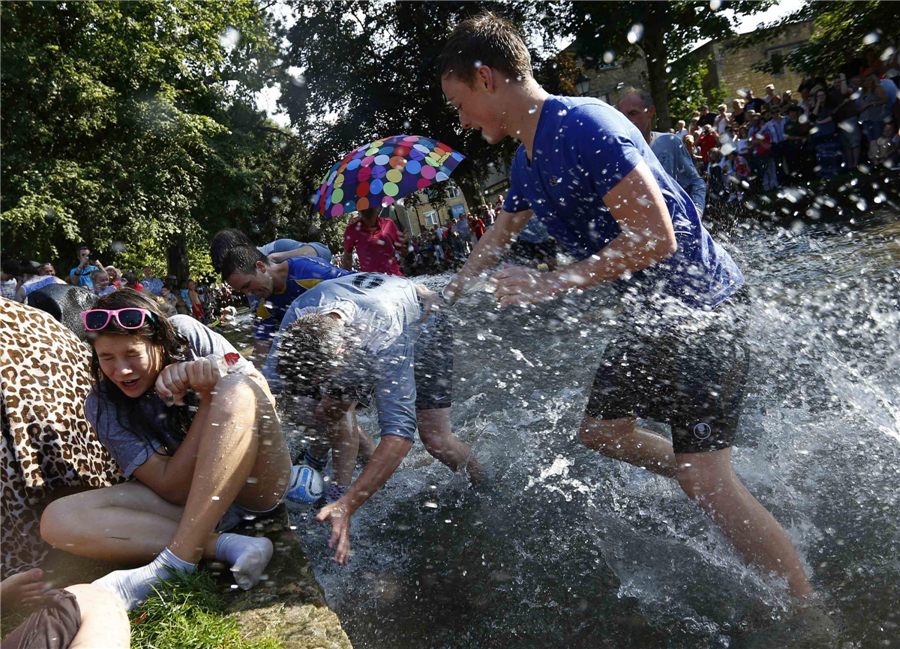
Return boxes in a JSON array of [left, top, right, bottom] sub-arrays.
[[41, 289, 292, 610]]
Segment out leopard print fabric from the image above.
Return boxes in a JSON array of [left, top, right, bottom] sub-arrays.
[[1, 298, 124, 578]]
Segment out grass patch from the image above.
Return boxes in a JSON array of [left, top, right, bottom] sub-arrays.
[[130, 569, 280, 649]]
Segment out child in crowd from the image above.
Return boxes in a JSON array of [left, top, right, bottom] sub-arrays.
[[40, 289, 293, 610], [723, 149, 750, 201], [91, 269, 116, 296]]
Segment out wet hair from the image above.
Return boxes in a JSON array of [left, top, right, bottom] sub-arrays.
[[276, 314, 345, 393], [435, 12, 532, 86], [86, 289, 195, 456], [211, 229, 254, 273], [220, 245, 268, 283], [622, 87, 654, 110]]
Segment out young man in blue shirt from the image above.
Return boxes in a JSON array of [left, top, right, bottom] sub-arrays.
[[435, 13, 813, 602]]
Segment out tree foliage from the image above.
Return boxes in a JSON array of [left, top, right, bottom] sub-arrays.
[[278, 0, 579, 210], [746, 1, 900, 78], [668, 53, 727, 123], [549, 1, 771, 129], [1, 1, 315, 280]]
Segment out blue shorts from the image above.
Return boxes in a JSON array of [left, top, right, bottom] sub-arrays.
[[307, 242, 333, 262]]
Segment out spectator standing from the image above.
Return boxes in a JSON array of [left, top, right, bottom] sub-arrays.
[[39, 262, 56, 276], [783, 105, 808, 178], [810, 88, 844, 179], [342, 207, 405, 276], [699, 125, 719, 164], [763, 84, 777, 105], [858, 72, 889, 150], [142, 266, 164, 296], [745, 89, 765, 113], [871, 120, 899, 166], [760, 108, 786, 186], [698, 104, 716, 128], [187, 279, 203, 320], [674, 120, 689, 140], [69, 246, 102, 288], [468, 212, 486, 245], [706, 148, 727, 205], [714, 104, 730, 135], [618, 89, 707, 215], [730, 99, 747, 128]]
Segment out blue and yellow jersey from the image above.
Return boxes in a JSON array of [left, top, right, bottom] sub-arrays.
[[252, 257, 352, 340]]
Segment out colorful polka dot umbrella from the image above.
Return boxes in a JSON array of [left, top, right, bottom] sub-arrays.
[[313, 135, 466, 217]]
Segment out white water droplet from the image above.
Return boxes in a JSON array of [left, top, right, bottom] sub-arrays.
[[603, 50, 615, 65], [627, 23, 643, 44], [528, 105, 538, 114], [219, 27, 240, 51], [863, 31, 880, 46], [709, 0, 721, 10]]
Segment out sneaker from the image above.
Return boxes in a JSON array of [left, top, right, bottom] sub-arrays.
[[285, 465, 325, 508]]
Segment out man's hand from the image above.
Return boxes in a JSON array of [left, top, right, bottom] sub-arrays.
[[315, 499, 353, 564], [492, 266, 562, 307]]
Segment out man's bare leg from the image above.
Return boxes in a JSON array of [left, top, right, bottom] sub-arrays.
[[417, 407, 483, 483], [578, 414, 813, 599]]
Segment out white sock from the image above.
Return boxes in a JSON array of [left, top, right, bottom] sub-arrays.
[[93, 547, 196, 611], [215, 533, 274, 591]]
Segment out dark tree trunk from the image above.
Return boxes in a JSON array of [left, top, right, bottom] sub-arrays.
[[642, 10, 672, 131], [167, 234, 190, 285]]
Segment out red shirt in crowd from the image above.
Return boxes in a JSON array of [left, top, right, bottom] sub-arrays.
[[469, 217, 485, 238], [698, 131, 719, 164], [343, 216, 404, 276]]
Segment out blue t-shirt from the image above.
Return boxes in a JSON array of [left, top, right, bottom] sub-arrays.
[[70, 265, 100, 288], [503, 95, 743, 309], [252, 257, 353, 341]]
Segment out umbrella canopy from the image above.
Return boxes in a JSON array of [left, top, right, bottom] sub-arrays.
[[313, 135, 465, 217]]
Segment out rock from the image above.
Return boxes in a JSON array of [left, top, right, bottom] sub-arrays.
[[222, 505, 353, 649]]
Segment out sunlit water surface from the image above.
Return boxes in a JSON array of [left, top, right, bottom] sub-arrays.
[[277, 212, 899, 649]]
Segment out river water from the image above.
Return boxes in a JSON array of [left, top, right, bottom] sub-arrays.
[[281, 210, 899, 648]]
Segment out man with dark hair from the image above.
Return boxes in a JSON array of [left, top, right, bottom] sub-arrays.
[[617, 88, 707, 215], [698, 104, 716, 128], [434, 11, 816, 606], [221, 245, 352, 367], [266, 273, 483, 564], [69, 246, 102, 289]]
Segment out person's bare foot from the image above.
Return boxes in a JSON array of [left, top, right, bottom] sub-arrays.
[[0, 568, 45, 611]]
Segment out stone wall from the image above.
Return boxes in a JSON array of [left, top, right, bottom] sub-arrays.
[[710, 21, 815, 102], [580, 56, 649, 106]]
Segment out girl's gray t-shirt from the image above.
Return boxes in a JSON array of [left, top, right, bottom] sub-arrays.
[[84, 315, 252, 476]]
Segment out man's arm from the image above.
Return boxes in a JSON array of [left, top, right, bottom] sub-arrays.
[[493, 160, 677, 307], [341, 250, 354, 271], [674, 138, 707, 215], [441, 207, 533, 303]]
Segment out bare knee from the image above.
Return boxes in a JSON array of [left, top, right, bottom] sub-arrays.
[[41, 496, 81, 547], [578, 417, 635, 454], [675, 451, 736, 503]]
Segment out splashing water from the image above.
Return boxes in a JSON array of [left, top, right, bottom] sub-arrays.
[[274, 211, 899, 648]]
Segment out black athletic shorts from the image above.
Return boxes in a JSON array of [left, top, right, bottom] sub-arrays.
[[585, 292, 750, 455], [1, 589, 81, 649]]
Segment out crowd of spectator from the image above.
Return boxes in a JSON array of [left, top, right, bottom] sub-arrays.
[[670, 48, 899, 205], [2, 243, 236, 325]]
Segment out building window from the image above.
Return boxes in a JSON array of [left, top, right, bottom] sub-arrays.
[[770, 49, 785, 76], [447, 184, 461, 199], [424, 210, 439, 226]]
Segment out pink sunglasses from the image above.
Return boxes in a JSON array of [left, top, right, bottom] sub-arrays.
[[82, 308, 156, 331]]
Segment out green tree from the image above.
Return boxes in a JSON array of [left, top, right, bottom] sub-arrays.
[[1, 1, 306, 281], [278, 0, 576, 212], [550, 1, 772, 130], [668, 53, 726, 123], [746, 1, 900, 78]]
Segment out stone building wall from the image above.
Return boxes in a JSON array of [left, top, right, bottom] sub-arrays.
[[708, 21, 815, 101], [580, 56, 649, 106]]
